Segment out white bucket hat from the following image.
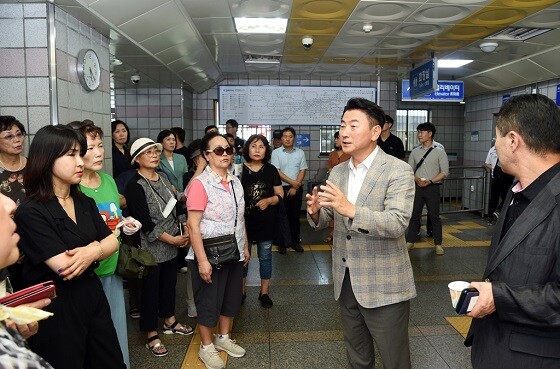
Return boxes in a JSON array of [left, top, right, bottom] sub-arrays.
[[130, 137, 162, 165]]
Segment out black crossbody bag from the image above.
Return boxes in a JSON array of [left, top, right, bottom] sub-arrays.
[[199, 181, 240, 269]]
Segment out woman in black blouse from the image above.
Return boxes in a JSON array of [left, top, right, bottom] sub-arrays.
[[112, 120, 133, 178], [241, 134, 283, 308], [14, 125, 124, 369]]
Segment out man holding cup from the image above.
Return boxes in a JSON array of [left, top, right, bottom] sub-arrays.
[[465, 94, 560, 369]]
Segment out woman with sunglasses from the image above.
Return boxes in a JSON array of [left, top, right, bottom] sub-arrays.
[[72, 121, 131, 368], [124, 138, 192, 357], [186, 132, 250, 369], [0, 116, 28, 292], [14, 125, 125, 369], [241, 134, 283, 308]]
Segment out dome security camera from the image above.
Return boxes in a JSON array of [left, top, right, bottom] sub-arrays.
[[131, 74, 140, 84], [302, 36, 313, 50]]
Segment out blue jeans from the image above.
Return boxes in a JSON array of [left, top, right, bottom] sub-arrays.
[[243, 240, 273, 280]]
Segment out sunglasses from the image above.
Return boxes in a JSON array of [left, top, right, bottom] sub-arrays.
[[206, 146, 234, 156]]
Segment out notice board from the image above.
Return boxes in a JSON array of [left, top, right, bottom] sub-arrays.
[[219, 85, 377, 126]]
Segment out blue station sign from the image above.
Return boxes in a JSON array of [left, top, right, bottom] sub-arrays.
[[402, 80, 464, 102], [409, 59, 438, 98]]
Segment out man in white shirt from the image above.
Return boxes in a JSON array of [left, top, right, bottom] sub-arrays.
[[306, 98, 416, 369]]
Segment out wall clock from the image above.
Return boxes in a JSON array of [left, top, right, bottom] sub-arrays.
[[77, 49, 101, 91]]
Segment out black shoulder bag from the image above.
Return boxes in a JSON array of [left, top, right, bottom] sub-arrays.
[[199, 181, 241, 269], [414, 147, 434, 174]]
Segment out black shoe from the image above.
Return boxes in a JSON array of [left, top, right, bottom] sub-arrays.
[[241, 293, 247, 305], [278, 247, 287, 254], [292, 243, 304, 253], [258, 293, 273, 308], [426, 230, 433, 237]]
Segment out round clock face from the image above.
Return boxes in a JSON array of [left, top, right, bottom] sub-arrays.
[[77, 49, 101, 91]]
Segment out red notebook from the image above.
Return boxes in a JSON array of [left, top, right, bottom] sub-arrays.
[[0, 281, 57, 307]]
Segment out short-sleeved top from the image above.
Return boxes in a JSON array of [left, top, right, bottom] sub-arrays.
[[241, 163, 281, 241], [15, 194, 112, 284], [408, 145, 449, 182], [328, 150, 351, 169], [79, 172, 121, 277], [377, 133, 405, 159], [270, 146, 308, 186], [234, 137, 245, 154], [0, 168, 25, 206], [185, 167, 246, 261], [485, 146, 498, 175]]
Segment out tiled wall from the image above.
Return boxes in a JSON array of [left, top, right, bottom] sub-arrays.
[[114, 87, 183, 144], [54, 7, 111, 129], [462, 78, 560, 211], [0, 3, 50, 153], [0, 4, 111, 165]]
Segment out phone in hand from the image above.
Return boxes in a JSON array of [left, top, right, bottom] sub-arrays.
[[0, 281, 57, 307], [455, 287, 479, 314]]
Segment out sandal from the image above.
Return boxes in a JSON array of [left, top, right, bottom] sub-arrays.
[[146, 335, 168, 357], [163, 320, 194, 336], [129, 308, 140, 319]]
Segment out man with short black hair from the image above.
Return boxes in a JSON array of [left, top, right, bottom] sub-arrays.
[[405, 122, 449, 255], [171, 127, 192, 169], [271, 127, 307, 253], [225, 119, 245, 154], [465, 93, 560, 369], [377, 114, 405, 159], [307, 97, 416, 369]]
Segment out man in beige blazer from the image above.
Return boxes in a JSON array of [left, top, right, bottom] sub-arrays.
[[307, 97, 416, 369]]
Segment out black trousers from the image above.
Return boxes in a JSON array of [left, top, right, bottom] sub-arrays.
[[139, 257, 178, 332], [488, 177, 513, 216], [283, 185, 303, 246], [28, 273, 125, 369], [406, 184, 442, 245]]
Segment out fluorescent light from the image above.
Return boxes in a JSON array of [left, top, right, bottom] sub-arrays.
[[245, 56, 280, 64], [234, 18, 288, 34], [438, 59, 473, 68]]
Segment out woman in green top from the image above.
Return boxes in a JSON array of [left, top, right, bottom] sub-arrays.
[[72, 121, 130, 369]]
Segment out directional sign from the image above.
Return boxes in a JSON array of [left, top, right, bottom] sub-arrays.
[[402, 80, 464, 102], [296, 134, 310, 147], [409, 58, 438, 98]]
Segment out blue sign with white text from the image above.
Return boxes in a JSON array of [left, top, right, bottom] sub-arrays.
[[409, 59, 438, 98], [296, 134, 310, 147], [556, 85, 560, 106], [402, 80, 464, 102]]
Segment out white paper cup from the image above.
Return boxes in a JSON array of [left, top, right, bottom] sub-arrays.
[[448, 281, 470, 308]]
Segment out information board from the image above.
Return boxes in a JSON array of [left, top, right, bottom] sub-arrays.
[[219, 86, 377, 126]]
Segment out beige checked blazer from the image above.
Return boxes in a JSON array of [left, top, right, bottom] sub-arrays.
[[309, 149, 416, 308]]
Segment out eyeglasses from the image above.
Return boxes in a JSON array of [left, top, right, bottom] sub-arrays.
[[142, 148, 161, 157], [0, 132, 26, 142], [206, 146, 234, 156]]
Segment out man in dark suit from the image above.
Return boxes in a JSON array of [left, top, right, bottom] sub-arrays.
[[465, 93, 560, 369]]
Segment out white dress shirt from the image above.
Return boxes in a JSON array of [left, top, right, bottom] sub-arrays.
[[347, 146, 379, 204]]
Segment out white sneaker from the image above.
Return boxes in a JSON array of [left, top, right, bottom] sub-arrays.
[[406, 242, 414, 251], [198, 344, 225, 369], [435, 245, 444, 255], [213, 335, 246, 358], [180, 266, 189, 273]]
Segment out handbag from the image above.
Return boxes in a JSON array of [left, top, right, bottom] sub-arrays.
[[201, 234, 240, 269], [199, 181, 240, 269], [116, 240, 157, 279]]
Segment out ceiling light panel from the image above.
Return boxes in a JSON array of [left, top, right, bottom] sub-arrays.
[[234, 18, 288, 33], [438, 59, 473, 68]]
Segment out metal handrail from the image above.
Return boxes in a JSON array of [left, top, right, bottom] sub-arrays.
[[439, 165, 490, 217]]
